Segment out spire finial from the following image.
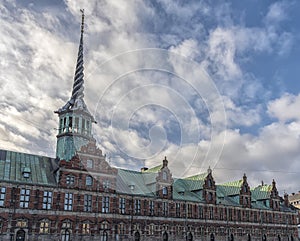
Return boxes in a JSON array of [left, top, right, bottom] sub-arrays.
[[80, 9, 84, 34]]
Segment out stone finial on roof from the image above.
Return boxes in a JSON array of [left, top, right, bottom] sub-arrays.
[[207, 166, 212, 174], [162, 156, 168, 168]]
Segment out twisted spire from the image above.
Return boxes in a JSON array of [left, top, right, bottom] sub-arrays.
[[70, 9, 85, 103], [55, 9, 92, 116]]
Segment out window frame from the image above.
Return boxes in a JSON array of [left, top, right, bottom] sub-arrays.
[[64, 193, 73, 211], [20, 188, 30, 208], [42, 191, 53, 210]]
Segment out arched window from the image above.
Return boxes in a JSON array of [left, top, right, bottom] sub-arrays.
[[262, 234, 267, 241], [134, 231, 140, 241], [61, 220, 72, 241], [277, 235, 281, 241], [290, 235, 294, 241], [118, 223, 125, 236], [210, 233, 215, 241], [248, 234, 251, 241], [163, 231, 168, 241], [187, 232, 193, 241], [61, 229, 70, 241], [86, 176, 93, 186], [230, 233, 234, 241], [16, 229, 26, 241], [101, 230, 108, 241]]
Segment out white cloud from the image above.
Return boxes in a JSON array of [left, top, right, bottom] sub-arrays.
[[268, 93, 300, 123], [0, 0, 299, 193]]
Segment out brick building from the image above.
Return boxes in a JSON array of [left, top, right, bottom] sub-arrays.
[[0, 11, 298, 241]]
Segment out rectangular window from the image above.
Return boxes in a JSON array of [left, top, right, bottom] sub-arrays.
[[82, 223, 90, 234], [163, 202, 168, 216], [149, 200, 154, 216], [176, 203, 181, 217], [20, 188, 30, 208], [64, 193, 73, 211], [39, 221, 50, 234], [42, 191, 52, 210], [188, 204, 192, 218], [84, 194, 92, 212], [209, 206, 214, 219], [66, 175, 75, 185], [219, 207, 224, 220], [0, 187, 6, 207], [119, 197, 126, 214], [134, 199, 141, 215], [103, 180, 110, 190], [102, 196, 110, 213], [198, 205, 203, 219]]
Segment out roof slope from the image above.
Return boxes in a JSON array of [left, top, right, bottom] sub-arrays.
[[0, 149, 57, 186]]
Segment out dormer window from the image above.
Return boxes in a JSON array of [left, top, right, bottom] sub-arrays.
[[208, 179, 212, 188], [162, 187, 168, 195], [22, 167, 31, 178], [163, 171, 167, 180]]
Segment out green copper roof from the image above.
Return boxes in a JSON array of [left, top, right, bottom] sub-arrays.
[[251, 185, 272, 200], [117, 169, 156, 196], [218, 180, 243, 196], [145, 164, 162, 173], [0, 149, 57, 186], [184, 172, 207, 180]]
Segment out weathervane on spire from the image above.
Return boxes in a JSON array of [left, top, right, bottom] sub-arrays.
[[80, 9, 84, 34]]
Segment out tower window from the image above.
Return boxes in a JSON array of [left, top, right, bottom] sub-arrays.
[[81, 120, 85, 134], [68, 117, 73, 132], [86, 120, 90, 134], [63, 117, 67, 133]]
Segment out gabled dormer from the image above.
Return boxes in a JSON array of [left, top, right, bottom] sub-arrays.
[[202, 167, 216, 204], [156, 157, 173, 199], [239, 173, 251, 208], [270, 179, 280, 211]]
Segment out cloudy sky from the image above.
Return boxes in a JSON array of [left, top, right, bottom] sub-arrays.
[[1, 0, 300, 193]]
